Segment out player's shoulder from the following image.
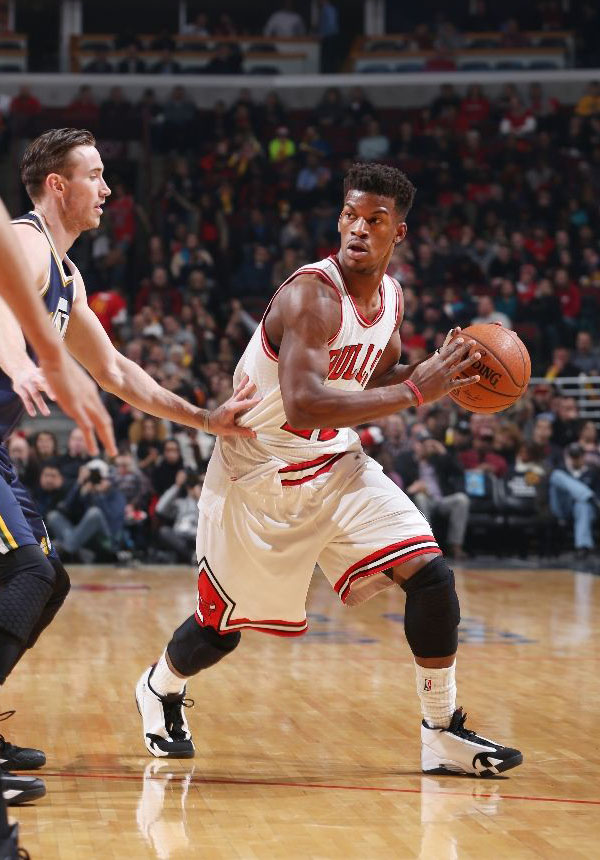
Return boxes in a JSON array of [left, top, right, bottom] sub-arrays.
[[11, 215, 50, 282]]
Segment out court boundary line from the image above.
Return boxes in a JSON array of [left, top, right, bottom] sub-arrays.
[[38, 771, 600, 806]]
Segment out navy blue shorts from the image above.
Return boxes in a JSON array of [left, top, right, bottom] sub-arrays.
[[0, 445, 54, 558]]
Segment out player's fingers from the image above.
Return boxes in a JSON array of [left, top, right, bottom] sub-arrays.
[[439, 336, 465, 359], [232, 373, 252, 396], [39, 377, 56, 402], [75, 417, 99, 457], [455, 351, 482, 374], [230, 426, 257, 438], [29, 386, 51, 417], [230, 396, 260, 414], [442, 326, 461, 348], [233, 380, 257, 401], [94, 416, 117, 458], [451, 374, 480, 389], [15, 386, 36, 417]]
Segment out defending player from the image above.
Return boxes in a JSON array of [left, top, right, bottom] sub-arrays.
[[137, 163, 522, 777], [0, 128, 258, 800]]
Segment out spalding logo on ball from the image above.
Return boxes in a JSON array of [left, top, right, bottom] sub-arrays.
[[449, 323, 531, 414]]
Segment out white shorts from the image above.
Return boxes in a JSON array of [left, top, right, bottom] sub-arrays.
[[195, 445, 440, 637]]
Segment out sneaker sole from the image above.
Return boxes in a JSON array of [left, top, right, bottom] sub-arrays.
[[423, 751, 524, 778], [0, 755, 46, 772], [3, 782, 46, 806], [135, 692, 195, 759]]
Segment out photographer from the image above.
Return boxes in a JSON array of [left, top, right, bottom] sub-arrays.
[[46, 459, 126, 562], [155, 469, 203, 563]]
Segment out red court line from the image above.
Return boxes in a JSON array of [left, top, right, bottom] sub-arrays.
[[39, 770, 600, 806]]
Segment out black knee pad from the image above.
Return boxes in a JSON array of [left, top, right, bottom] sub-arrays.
[[402, 556, 460, 658], [0, 546, 55, 643], [25, 558, 71, 649], [167, 615, 241, 677]]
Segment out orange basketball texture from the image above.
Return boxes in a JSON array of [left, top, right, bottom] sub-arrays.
[[447, 324, 531, 414]]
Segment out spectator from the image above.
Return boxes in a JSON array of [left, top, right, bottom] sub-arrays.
[[67, 86, 100, 124], [151, 438, 185, 497], [233, 245, 273, 298], [316, 0, 340, 73], [151, 49, 181, 75], [47, 460, 126, 562], [203, 43, 242, 74], [264, 1, 306, 37], [425, 48, 457, 72], [396, 430, 470, 559], [549, 443, 600, 558], [156, 469, 203, 562], [356, 119, 390, 161], [458, 424, 509, 478], [181, 12, 211, 37], [572, 331, 600, 374], [575, 81, 600, 117], [33, 431, 58, 465], [544, 348, 580, 380], [268, 126, 296, 162], [33, 462, 66, 518], [500, 96, 537, 136], [7, 433, 39, 490], [84, 46, 113, 73], [9, 86, 41, 118], [57, 427, 90, 488], [471, 295, 511, 327], [551, 396, 580, 447], [313, 88, 345, 127], [99, 87, 132, 127], [117, 44, 146, 74]]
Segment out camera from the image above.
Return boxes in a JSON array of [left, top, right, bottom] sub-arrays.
[[88, 467, 104, 485]]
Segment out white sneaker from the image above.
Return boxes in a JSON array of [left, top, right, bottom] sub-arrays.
[[421, 708, 522, 777], [135, 666, 195, 759]]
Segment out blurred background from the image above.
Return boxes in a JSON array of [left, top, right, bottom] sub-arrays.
[[1, 0, 599, 570]]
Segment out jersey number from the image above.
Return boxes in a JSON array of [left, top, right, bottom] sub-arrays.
[[281, 422, 339, 442]]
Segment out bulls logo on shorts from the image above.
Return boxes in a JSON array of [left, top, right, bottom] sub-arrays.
[[195, 559, 228, 629]]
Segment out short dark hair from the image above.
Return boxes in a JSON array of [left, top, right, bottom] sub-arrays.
[[343, 162, 416, 218], [20, 128, 96, 201]]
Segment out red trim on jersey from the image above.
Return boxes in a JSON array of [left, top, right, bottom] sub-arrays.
[[279, 452, 341, 473], [334, 536, 441, 603], [261, 265, 344, 357], [329, 255, 386, 328], [194, 610, 308, 637], [261, 320, 279, 362], [391, 277, 404, 328], [280, 452, 346, 486]]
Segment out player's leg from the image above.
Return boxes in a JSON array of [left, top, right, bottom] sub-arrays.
[[136, 618, 241, 758], [319, 452, 521, 777], [391, 554, 522, 776]]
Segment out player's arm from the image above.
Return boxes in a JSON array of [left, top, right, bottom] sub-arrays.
[[365, 330, 421, 389], [5, 213, 116, 455], [65, 267, 258, 436], [277, 278, 481, 428]]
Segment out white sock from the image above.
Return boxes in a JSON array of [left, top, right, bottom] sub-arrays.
[[149, 651, 186, 696], [414, 660, 456, 729]]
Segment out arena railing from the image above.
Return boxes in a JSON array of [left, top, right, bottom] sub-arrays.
[[529, 377, 600, 423]]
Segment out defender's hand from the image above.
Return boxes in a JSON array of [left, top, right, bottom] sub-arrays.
[[41, 354, 117, 458], [11, 361, 54, 418], [205, 374, 261, 438]]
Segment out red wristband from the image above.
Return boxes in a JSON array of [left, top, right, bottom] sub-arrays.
[[404, 379, 424, 407]]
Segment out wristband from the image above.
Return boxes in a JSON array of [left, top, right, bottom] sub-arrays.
[[404, 379, 424, 407], [201, 411, 211, 433]]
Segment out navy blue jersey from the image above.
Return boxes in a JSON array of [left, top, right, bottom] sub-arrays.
[[0, 211, 76, 442]]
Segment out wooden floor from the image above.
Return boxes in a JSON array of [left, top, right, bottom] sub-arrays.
[[5, 562, 599, 859]]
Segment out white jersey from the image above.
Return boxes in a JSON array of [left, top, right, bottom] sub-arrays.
[[233, 254, 402, 465]]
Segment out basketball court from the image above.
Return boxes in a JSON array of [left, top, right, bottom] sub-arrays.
[[5, 561, 598, 858]]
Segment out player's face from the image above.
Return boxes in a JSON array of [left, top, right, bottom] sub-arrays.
[[338, 190, 406, 275], [61, 146, 111, 232]]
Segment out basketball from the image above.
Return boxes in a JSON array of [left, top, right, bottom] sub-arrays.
[[448, 323, 531, 414]]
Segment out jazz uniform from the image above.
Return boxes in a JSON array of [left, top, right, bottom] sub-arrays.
[[194, 255, 441, 636], [0, 211, 75, 558]]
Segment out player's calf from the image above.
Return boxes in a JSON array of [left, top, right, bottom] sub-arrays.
[[136, 616, 241, 758]]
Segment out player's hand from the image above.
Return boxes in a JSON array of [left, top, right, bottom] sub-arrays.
[[11, 360, 55, 418], [204, 374, 260, 438], [408, 337, 481, 404], [40, 354, 117, 458]]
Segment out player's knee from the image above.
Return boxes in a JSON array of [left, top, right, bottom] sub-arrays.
[[48, 557, 71, 604], [402, 556, 460, 658], [167, 615, 241, 677], [0, 545, 56, 644]]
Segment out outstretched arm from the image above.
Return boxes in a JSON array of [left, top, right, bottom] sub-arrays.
[[65, 267, 258, 436]]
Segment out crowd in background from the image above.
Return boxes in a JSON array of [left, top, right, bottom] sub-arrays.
[[4, 77, 600, 565]]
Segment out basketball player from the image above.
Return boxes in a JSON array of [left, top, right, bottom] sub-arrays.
[[0, 128, 258, 803], [0, 198, 116, 457], [137, 163, 522, 777]]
